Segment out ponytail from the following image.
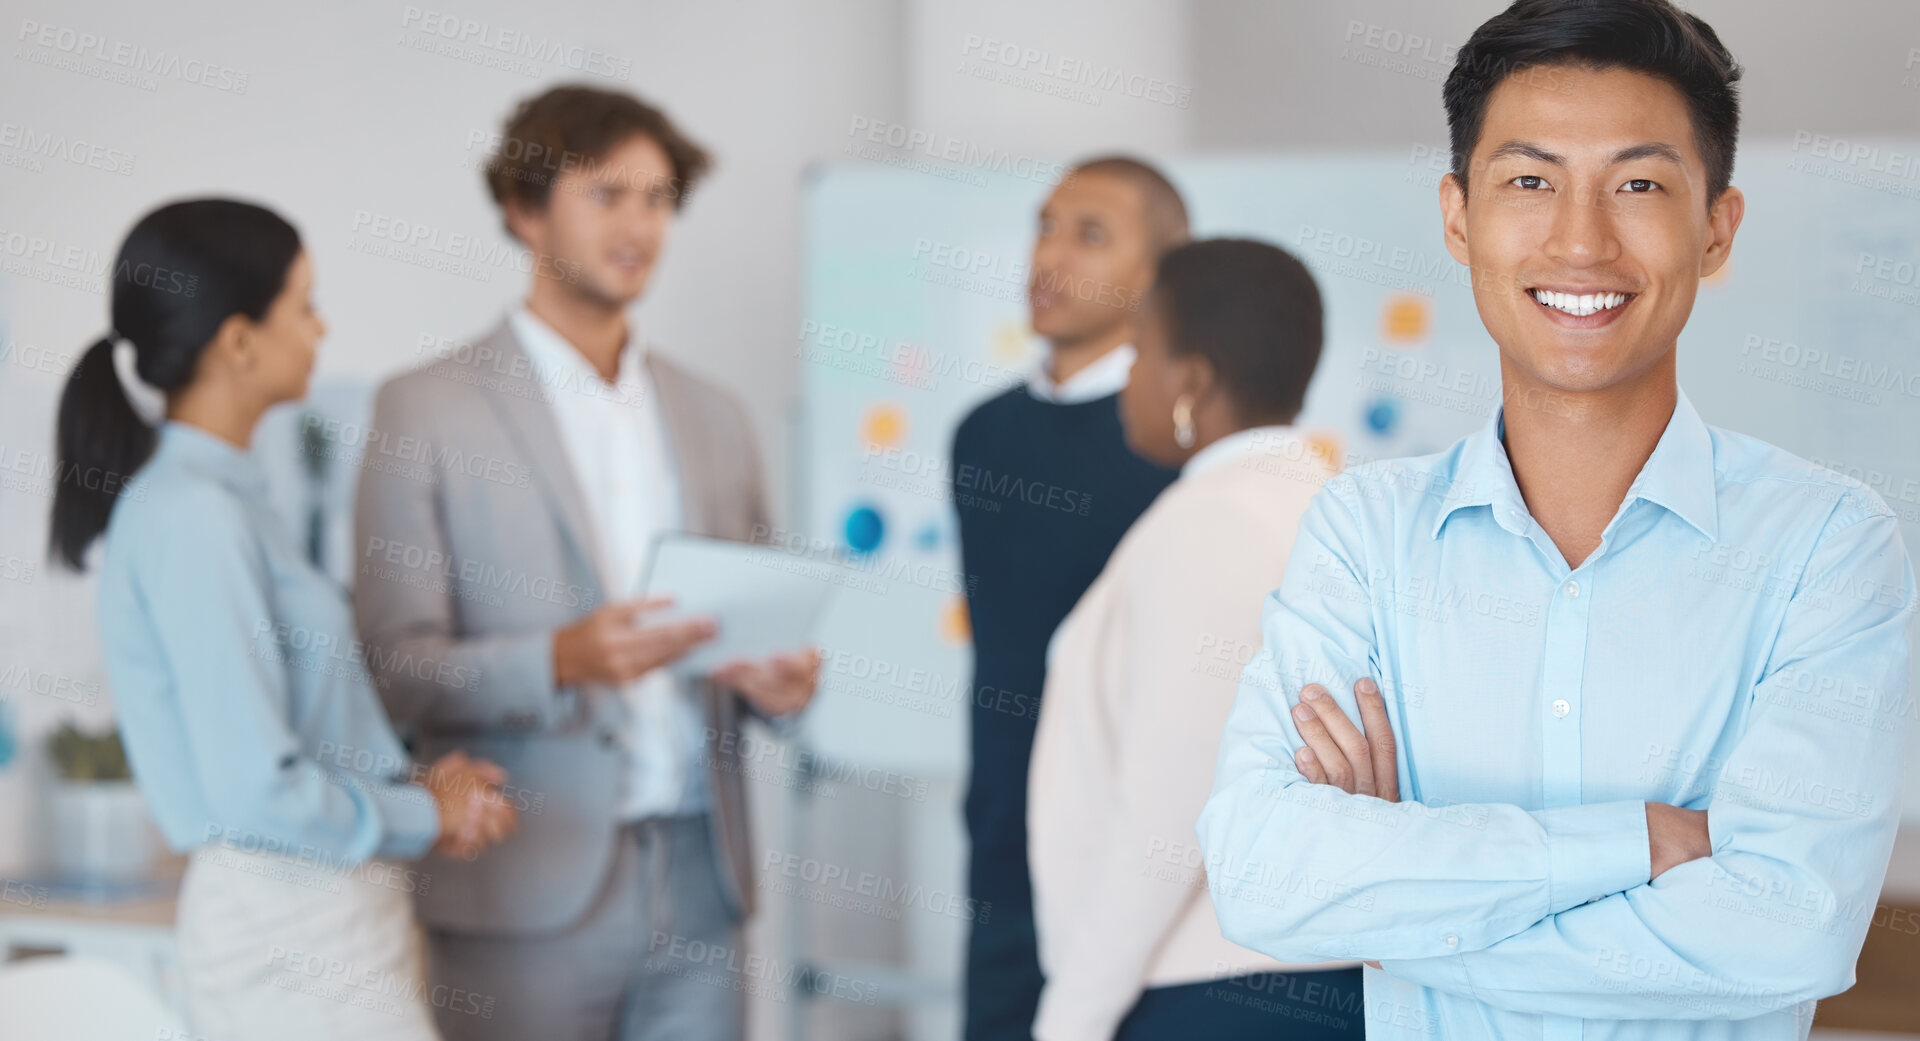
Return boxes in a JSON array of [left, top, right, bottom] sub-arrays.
[[49, 336, 157, 571], [45, 197, 303, 572]]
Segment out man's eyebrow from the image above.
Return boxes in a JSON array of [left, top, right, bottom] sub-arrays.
[[1484, 140, 1686, 167], [1485, 140, 1565, 165], [1607, 142, 1685, 166]]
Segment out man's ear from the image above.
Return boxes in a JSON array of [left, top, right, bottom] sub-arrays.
[[501, 197, 545, 251], [1699, 185, 1745, 281], [1440, 172, 1471, 267]]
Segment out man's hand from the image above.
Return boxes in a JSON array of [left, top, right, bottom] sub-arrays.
[[423, 751, 520, 861], [712, 648, 821, 719], [1290, 677, 1400, 802], [1646, 802, 1711, 880], [553, 596, 716, 688]]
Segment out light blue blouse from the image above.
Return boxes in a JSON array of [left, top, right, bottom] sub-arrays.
[[97, 420, 438, 863]]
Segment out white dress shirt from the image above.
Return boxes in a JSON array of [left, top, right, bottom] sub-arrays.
[[1025, 343, 1135, 404], [509, 306, 709, 820]]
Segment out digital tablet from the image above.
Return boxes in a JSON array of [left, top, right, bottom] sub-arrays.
[[639, 532, 841, 678]]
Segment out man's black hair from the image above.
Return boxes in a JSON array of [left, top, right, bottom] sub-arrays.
[[1443, 0, 1742, 203]]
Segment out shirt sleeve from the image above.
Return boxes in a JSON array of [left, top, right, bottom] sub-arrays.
[[1196, 478, 1655, 964], [143, 483, 439, 862], [1378, 506, 1915, 1019]]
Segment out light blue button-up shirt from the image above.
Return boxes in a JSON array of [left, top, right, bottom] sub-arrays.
[[97, 420, 439, 864], [1198, 389, 1915, 1039]]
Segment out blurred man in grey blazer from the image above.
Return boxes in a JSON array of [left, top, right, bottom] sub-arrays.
[[352, 85, 819, 1041]]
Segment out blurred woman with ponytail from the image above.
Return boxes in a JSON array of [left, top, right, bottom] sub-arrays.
[[50, 199, 516, 1041]]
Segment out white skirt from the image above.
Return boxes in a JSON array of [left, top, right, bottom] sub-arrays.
[[176, 844, 441, 1041]]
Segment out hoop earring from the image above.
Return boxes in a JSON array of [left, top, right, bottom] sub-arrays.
[[1172, 394, 1195, 449]]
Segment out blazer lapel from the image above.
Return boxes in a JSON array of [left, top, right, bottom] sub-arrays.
[[645, 351, 717, 537], [473, 321, 604, 583]]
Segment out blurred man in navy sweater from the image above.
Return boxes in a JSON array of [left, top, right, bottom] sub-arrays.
[[951, 157, 1187, 1041]]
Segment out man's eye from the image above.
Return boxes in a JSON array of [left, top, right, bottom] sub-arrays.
[[1622, 179, 1658, 193], [1511, 175, 1547, 190]]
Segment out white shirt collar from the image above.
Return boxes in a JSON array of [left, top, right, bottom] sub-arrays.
[[1182, 424, 1308, 479], [508, 305, 648, 396], [1026, 343, 1135, 404]]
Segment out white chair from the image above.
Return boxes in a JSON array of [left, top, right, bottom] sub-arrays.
[[0, 954, 189, 1041]]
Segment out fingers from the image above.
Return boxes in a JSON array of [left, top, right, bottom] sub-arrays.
[[1354, 678, 1400, 803], [466, 757, 508, 786], [1292, 688, 1358, 794], [596, 617, 718, 681], [1298, 685, 1376, 796], [471, 796, 516, 844], [720, 656, 816, 716], [1294, 745, 1329, 785], [636, 617, 719, 658], [607, 596, 674, 623]]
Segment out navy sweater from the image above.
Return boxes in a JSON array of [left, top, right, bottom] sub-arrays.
[[950, 386, 1178, 910]]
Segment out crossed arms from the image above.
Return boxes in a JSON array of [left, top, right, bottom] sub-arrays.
[[1195, 479, 1915, 1020]]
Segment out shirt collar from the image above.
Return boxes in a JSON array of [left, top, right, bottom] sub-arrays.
[[157, 419, 266, 495], [508, 305, 646, 395], [1183, 424, 1305, 479], [1026, 343, 1135, 404], [1430, 387, 1717, 542]]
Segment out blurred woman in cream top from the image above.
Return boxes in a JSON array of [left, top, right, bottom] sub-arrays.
[[1028, 239, 1363, 1041]]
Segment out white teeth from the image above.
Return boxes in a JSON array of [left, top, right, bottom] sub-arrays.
[[1530, 289, 1628, 317]]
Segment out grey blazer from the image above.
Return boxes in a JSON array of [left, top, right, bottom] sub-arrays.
[[350, 319, 768, 936]]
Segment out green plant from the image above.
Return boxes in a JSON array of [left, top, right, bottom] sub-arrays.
[[45, 721, 131, 782]]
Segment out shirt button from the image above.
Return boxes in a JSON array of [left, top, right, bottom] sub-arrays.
[[1444, 933, 1459, 947], [1563, 579, 1581, 598], [1552, 699, 1570, 718]]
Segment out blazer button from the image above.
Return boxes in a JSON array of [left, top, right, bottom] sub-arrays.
[[597, 730, 617, 749]]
